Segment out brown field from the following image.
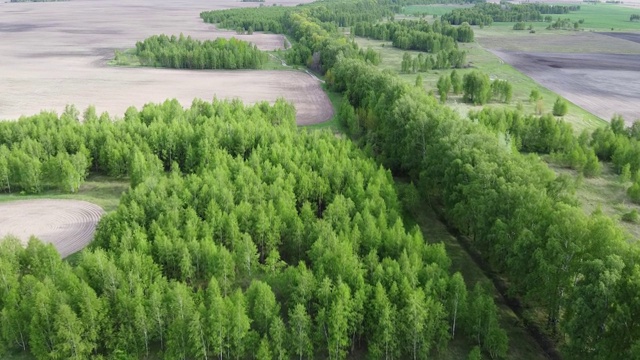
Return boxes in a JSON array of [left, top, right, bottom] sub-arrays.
[[0, 200, 104, 258], [479, 31, 640, 124], [0, 0, 332, 125]]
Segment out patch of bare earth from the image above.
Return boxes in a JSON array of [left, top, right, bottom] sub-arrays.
[[0, 0, 332, 125], [0, 200, 104, 258], [479, 32, 640, 124], [490, 50, 640, 123]]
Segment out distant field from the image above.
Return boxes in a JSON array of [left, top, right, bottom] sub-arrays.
[[354, 36, 605, 132], [467, 3, 640, 124], [0, 0, 332, 125]]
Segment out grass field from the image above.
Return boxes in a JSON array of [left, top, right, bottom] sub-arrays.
[[404, 3, 640, 31], [0, 175, 129, 213], [354, 36, 606, 132]]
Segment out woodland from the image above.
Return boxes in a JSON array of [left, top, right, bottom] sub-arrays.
[[2, 0, 640, 359]]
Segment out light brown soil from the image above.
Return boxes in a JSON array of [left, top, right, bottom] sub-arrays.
[[0, 200, 104, 258], [0, 0, 333, 125]]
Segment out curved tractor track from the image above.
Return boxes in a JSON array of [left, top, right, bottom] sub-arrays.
[[0, 199, 104, 258]]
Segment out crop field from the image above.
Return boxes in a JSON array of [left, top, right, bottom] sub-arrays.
[[470, 5, 640, 125], [0, 199, 104, 258], [0, 0, 331, 125]]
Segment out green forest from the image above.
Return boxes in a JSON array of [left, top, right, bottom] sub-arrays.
[[134, 34, 268, 70], [0, 99, 506, 359], [3, 0, 640, 359]]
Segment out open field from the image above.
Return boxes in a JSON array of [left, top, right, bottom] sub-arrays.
[[0, 0, 332, 125], [0, 199, 104, 258], [491, 50, 640, 123], [354, 36, 605, 131]]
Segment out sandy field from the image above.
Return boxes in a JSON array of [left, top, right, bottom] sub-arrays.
[[0, 0, 332, 125], [0, 200, 104, 258]]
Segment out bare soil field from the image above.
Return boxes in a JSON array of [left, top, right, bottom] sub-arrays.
[[491, 50, 640, 123], [478, 30, 640, 124], [0, 0, 332, 125], [0, 199, 104, 258], [477, 31, 640, 54], [599, 32, 640, 45]]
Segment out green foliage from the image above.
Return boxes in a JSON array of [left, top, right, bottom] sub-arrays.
[[450, 69, 462, 95], [622, 209, 640, 223], [330, 55, 640, 358], [437, 74, 452, 103], [135, 34, 268, 69], [513, 22, 526, 30], [552, 97, 569, 116], [0, 96, 466, 359], [490, 79, 512, 103], [628, 181, 640, 203], [442, 3, 579, 25], [462, 71, 491, 105]]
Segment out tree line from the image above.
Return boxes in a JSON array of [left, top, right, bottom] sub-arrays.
[[135, 34, 268, 70], [329, 53, 640, 358], [0, 98, 506, 359], [352, 19, 474, 47], [442, 3, 580, 25]]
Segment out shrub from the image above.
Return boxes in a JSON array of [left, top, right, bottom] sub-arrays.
[[553, 97, 568, 116]]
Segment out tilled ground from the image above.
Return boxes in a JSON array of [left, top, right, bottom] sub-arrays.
[[0, 199, 104, 258], [490, 50, 640, 123], [0, 0, 332, 124]]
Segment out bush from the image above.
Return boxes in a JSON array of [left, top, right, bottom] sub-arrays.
[[553, 97, 568, 116], [622, 209, 640, 223], [628, 181, 640, 203], [513, 22, 526, 30]]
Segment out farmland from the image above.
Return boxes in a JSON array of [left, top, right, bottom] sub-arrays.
[[2, 0, 640, 359], [0, 0, 331, 124]]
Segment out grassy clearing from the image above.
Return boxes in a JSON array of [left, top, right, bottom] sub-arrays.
[[548, 161, 640, 241], [354, 36, 605, 132], [397, 182, 548, 360], [0, 174, 129, 213]]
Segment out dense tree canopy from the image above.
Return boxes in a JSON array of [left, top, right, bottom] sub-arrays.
[[0, 98, 504, 359], [135, 34, 268, 69], [441, 3, 580, 25]]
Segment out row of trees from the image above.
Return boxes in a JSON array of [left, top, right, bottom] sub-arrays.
[[328, 54, 640, 359], [135, 34, 268, 70], [0, 98, 506, 359], [352, 19, 474, 47], [442, 3, 579, 25]]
